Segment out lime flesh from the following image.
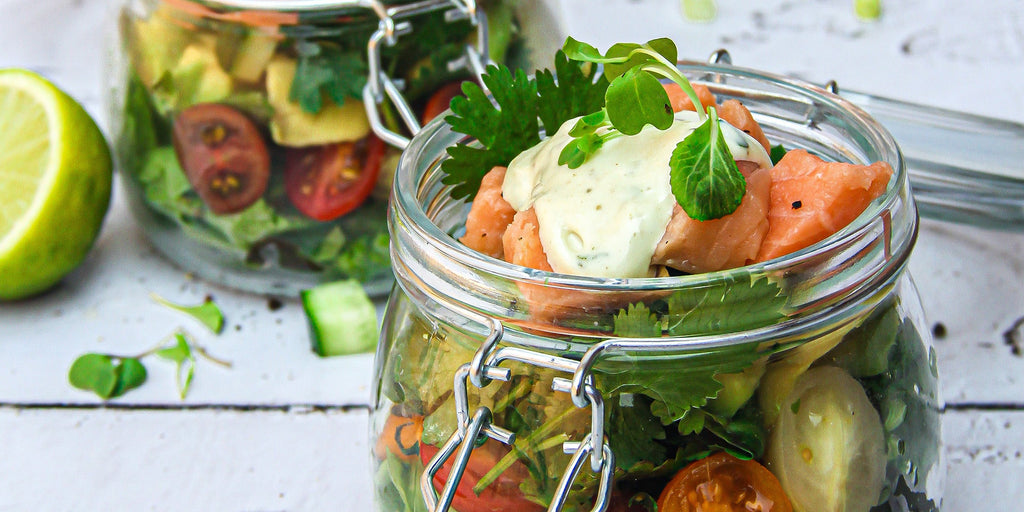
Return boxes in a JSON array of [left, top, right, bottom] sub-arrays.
[[0, 69, 112, 300]]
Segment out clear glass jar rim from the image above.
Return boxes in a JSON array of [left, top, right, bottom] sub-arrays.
[[393, 61, 911, 293], [192, 0, 419, 12]]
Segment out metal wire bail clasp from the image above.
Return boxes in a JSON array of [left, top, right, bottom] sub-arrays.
[[362, 0, 491, 149]]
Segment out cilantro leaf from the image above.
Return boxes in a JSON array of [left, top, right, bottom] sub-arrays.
[[442, 65, 539, 200], [596, 341, 764, 425], [442, 52, 607, 200], [607, 394, 668, 469], [669, 108, 747, 220], [770, 143, 788, 165], [535, 51, 609, 134], [613, 303, 662, 338], [290, 41, 367, 114], [664, 273, 789, 336]]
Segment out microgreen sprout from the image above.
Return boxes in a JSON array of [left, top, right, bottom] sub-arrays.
[[68, 329, 231, 400], [151, 292, 225, 334], [560, 37, 746, 220]]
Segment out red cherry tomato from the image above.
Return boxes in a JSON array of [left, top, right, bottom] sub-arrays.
[[421, 81, 466, 125], [420, 441, 544, 512], [283, 135, 385, 222], [172, 104, 270, 214], [657, 453, 793, 512]]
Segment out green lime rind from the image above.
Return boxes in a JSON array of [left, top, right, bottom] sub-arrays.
[[0, 69, 112, 300]]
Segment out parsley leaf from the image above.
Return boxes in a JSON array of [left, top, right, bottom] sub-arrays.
[[669, 107, 747, 221], [290, 40, 367, 115], [441, 52, 607, 200]]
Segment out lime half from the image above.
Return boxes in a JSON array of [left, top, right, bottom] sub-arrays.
[[0, 69, 112, 300]]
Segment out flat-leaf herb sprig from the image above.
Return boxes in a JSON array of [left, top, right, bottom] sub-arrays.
[[559, 37, 746, 221]]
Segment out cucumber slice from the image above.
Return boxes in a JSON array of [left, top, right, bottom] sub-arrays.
[[301, 280, 379, 357]]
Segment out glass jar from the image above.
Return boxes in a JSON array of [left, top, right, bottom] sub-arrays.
[[371, 62, 942, 511], [108, 0, 564, 295]]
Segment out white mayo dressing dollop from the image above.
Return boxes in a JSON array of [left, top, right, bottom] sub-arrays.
[[502, 110, 772, 278]]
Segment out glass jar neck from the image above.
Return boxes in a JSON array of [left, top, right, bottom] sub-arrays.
[[389, 63, 918, 350]]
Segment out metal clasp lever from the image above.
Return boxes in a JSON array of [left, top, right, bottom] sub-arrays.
[[421, 364, 513, 512]]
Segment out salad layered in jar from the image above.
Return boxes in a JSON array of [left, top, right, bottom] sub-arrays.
[[372, 38, 941, 512], [113, 0, 545, 294]]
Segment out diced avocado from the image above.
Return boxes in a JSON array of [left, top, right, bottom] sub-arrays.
[[265, 56, 370, 147], [229, 31, 279, 83], [302, 280, 380, 357], [707, 359, 767, 418], [129, 10, 191, 86], [823, 305, 900, 378], [171, 44, 234, 107]]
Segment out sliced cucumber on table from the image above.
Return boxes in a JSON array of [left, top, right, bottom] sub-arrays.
[[301, 280, 379, 357]]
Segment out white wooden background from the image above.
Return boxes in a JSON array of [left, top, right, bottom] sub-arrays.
[[1, 0, 1023, 510]]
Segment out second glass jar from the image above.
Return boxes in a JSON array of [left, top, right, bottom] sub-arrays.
[[109, 0, 563, 295]]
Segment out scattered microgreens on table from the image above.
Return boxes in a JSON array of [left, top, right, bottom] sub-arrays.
[[67, 294, 231, 400], [559, 37, 745, 221]]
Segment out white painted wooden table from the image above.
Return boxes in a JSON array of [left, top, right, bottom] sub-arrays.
[[2, 0, 1023, 510]]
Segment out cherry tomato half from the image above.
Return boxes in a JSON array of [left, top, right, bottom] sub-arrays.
[[172, 104, 270, 214], [421, 81, 466, 125], [420, 441, 544, 512], [657, 453, 793, 512], [283, 135, 385, 222]]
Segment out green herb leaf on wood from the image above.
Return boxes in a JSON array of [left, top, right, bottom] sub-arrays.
[[151, 293, 225, 334]]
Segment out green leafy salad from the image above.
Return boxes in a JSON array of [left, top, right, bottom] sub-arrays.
[[115, 1, 524, 288], [372, 37, 940, 512]]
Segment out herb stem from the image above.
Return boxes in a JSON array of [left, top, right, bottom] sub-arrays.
[[639, 62, 705, 121]]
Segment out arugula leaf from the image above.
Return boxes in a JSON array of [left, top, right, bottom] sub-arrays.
[[669, 107, 746, 221], [151, 293, 225, 334], [442, 52, 607, 200], [290, 40, 367, 114]]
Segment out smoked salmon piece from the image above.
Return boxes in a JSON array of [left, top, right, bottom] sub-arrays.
[[502, 208, 553, 272], [665, 83, 717, 113], [652, 161, 771, 273], [718, 99, 772, 154], [460, 166, 516, 259], [756, 150, 893, 262]]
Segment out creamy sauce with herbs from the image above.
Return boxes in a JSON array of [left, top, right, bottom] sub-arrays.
[[502, 111, 772, 278]]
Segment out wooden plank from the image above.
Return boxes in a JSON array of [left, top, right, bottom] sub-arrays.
[[0, 407, 374, 511], [2, 407, 1021, 510]]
